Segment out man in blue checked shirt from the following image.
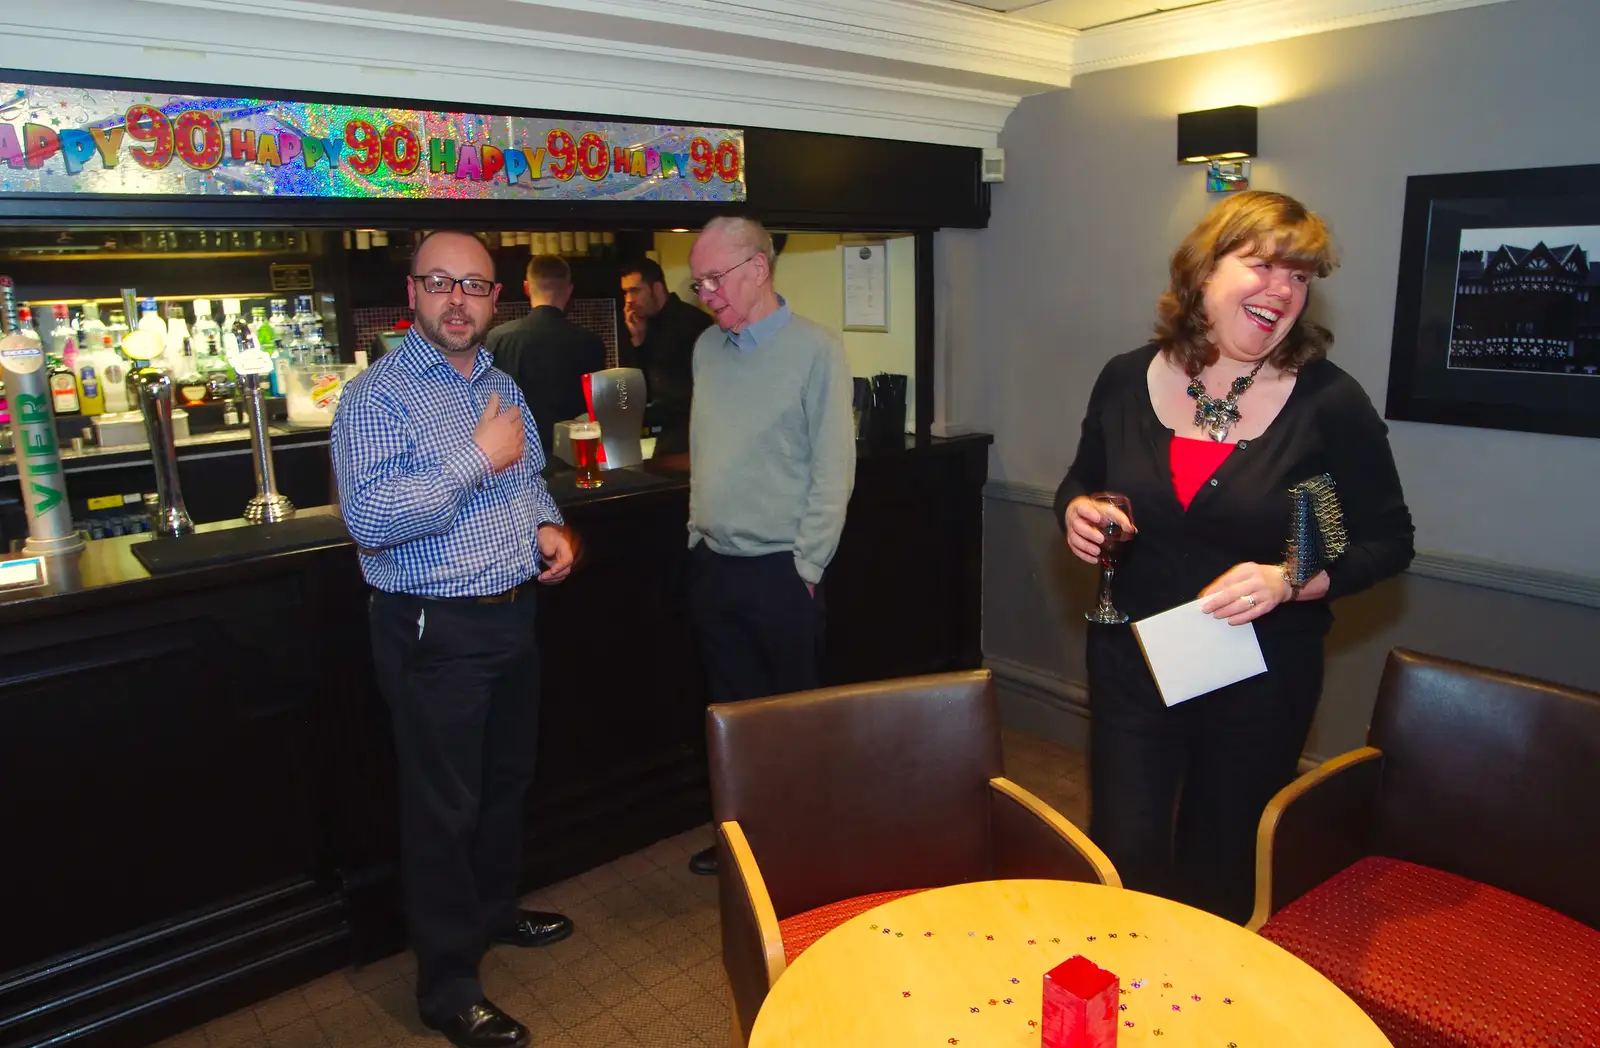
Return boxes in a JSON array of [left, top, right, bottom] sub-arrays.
[[332, 230, 576, 1048]]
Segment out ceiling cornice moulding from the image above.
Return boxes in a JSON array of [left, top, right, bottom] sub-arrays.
[[9, 0, 1020, 146], [519, 0, 1081, 87]]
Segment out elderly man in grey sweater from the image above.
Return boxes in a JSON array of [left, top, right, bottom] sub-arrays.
[[683, 215, 856, 875]]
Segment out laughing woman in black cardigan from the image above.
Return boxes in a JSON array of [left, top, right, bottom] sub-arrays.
[[1054, 191, 1414, 924]]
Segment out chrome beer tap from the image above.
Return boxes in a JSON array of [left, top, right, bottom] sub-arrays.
[[236, 353, 294, 524], [124, 330, 195, 538]]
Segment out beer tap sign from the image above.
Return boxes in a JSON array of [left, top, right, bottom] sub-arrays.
[[0, 275, 84, 556], [234, 349, 295, 525]]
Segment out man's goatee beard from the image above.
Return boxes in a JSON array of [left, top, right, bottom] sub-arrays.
[[418, 313, 487, 354]]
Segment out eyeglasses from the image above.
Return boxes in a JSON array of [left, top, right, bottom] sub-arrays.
[[410, 273, 496, 297], [689, 255, 757, 297]]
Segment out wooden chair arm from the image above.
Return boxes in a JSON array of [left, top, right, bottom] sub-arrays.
[[717, 820, 785, 1044], [987, 777, 1121, 888], [720, 820, 786, 985], [1248, 747, 1383, 931]]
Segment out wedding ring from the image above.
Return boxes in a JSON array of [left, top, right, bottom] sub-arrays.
[[1242, 594, 1257, 608]]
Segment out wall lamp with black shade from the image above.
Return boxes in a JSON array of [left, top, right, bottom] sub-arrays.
[[1178, 105, 1257, 193]]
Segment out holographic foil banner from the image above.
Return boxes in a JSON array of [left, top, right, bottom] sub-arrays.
[[0, 82, 746, 202]]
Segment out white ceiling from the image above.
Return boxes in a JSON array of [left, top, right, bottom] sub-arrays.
[[950, 0, 1217, 31], [12, 0, 1513, 151]]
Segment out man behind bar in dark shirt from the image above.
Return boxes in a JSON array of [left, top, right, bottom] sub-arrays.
[[488, 254, 606, 457], [620, 257, 712, 456]]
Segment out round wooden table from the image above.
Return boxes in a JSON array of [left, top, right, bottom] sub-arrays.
[[749, 880, 1391, 1047]]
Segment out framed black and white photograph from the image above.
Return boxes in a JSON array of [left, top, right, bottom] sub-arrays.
[[1386, 163, 1600, 439]]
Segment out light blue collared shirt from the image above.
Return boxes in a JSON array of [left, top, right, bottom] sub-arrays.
[[726, 295, 792, 352]]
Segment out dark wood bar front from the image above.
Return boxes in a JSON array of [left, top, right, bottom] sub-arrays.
[[0, 435, 989, 1048]]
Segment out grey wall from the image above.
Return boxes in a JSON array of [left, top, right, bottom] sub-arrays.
[[962, 0, 1600, 759]]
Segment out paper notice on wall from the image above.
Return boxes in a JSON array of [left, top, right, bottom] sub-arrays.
[[1130, 599, 1267, 706], [843, 242, 888, 331]]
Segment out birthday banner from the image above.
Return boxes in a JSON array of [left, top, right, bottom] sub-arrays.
[[0, 82, 746, 202]]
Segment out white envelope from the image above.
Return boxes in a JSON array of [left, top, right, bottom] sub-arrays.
[[1130, 598, 1268, 706]]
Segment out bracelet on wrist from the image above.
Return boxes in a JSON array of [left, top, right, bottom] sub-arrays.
[[1277, 563, 1302, 602]]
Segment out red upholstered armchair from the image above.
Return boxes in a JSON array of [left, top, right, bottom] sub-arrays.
[[707, 670, 1118, 1046], [1250, 649, 1600, 1048]]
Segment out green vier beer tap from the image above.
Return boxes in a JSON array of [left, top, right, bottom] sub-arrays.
[[0, 276, 84, 556]]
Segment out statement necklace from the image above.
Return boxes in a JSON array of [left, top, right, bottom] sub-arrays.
[[1187, 358, 1267, 442]]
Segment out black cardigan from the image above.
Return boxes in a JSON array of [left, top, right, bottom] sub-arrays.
[[1054, 344, 1414, 640]]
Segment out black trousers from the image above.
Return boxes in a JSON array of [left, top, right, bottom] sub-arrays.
[[1086, 624, 1323, 924], [368, 589, 540, 1022], [688, 545, 824, 704]]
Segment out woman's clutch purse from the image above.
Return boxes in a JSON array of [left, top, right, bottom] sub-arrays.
[[1283, 474, 1349, 587]]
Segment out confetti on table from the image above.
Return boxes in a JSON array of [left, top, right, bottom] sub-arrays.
[[902, 991, 911, 997]]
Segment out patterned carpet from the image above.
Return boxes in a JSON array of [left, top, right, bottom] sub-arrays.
[[154, 728, 1089, 1048]]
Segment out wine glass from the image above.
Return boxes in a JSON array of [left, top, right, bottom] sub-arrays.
[[1084, 492, 1134, 625]]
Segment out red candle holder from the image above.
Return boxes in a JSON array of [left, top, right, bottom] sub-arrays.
[[1042, 954, 1118, 1048]]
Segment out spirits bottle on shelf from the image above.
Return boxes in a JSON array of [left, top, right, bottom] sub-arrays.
[[46, 305, 81, 416], [220, 298, 245, 358], [99, 310, 132, 413]]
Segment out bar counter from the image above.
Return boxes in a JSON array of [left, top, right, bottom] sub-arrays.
[[0, 425, 336, 541], [0, 433, 991, 1048]]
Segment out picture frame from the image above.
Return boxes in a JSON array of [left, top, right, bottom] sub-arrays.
[[842, 240, 889, 332], [1385, 162, 1600, 439]]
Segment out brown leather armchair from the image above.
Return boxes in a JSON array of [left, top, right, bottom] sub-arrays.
[[707, 670, 1118, 1046], [1250, 649, 1600, 1048]]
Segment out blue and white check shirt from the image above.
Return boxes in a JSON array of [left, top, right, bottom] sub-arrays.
[[330, 328, 562, 597]]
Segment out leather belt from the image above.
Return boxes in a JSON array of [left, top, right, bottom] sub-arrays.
[[467, 583, 529, 604], [427, 582, 531, 605]]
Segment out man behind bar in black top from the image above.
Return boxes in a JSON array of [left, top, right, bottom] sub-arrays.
[[620, 257, 713, 455], [488, 254, 607, 456]]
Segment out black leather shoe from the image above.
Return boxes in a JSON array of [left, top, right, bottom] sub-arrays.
[[422, 999, 529, 1048], [688, 845, 718, 876], [490, 909, 573, 948]]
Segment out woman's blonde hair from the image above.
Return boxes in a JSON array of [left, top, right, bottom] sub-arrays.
[[1154, 190, 1340, 376]]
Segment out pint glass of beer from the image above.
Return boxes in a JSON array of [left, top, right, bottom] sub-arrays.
[[571, 420, 603, 488]]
